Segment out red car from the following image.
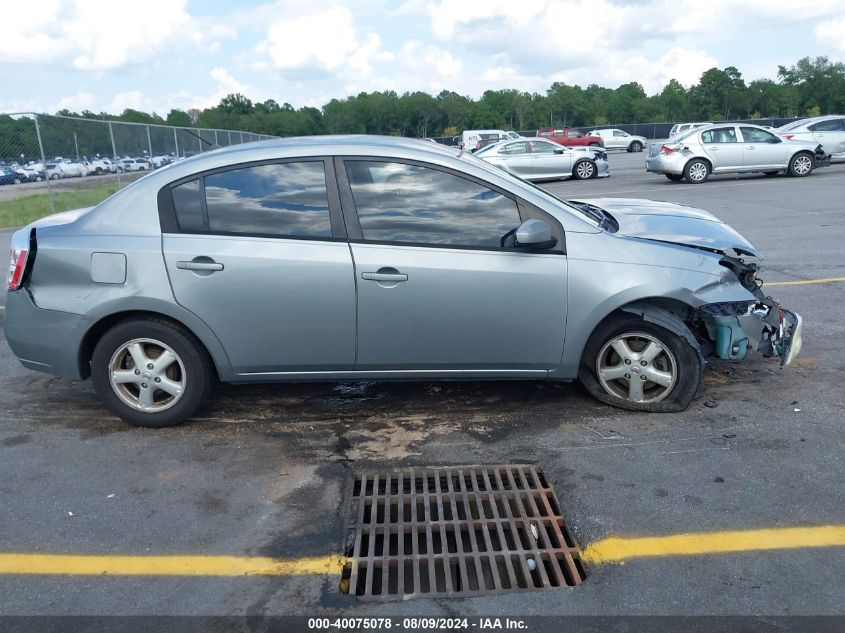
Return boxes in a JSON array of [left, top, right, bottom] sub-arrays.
[[537, 127, 604, 148]]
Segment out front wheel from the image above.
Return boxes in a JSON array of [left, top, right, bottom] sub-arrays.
[[788, 152, 814, 177], [683, 158, 710, 183], [91, 318, 215, 428], [579, 314, 701, 412], [573, 159, 597, 179], [50, 173, 60, 180], [629, 141, 643, 152]]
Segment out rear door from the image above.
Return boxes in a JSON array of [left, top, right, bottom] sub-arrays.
[[700, 126, 743, 171], [338, 158, 568, 373], [160, 158, 356, 375]]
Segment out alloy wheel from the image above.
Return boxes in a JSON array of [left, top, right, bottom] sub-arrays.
[[108, 338, 186, 412], [596, 332, 677, 403]]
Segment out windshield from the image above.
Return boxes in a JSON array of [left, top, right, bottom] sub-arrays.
[[778, 119, 806, 132]]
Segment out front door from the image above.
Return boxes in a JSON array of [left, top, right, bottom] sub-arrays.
[[161, 159, 356, 375], [339, 159, 567, 373], [739, 126, 787, 169], [701, 126, 743, 171]]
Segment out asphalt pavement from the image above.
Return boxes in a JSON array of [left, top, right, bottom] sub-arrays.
[[0, 150, 843, 622]]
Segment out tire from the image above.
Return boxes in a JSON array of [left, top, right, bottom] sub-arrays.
[[683, 158, 710, 183], [91, 317, 215, 428], [13, 177, 21, 184], [629, 141, 643, 152], [665, 174, 684, 182], [573, 159, 597, 180], [588, 142, 601, 147], [50, 173, 60, 180], [578, 314, 701, 413], [787, 152, 814, 177]]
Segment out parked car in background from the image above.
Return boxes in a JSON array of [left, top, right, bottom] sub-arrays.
[[461, 130, 521, 152], [777, 115, 845, 161], [646, 123, 831, 183], [151, 155, 172, 168], [587, 129, 648, 152], [476, 137, 609, 180], [84, 158, 118, 175], [668, 122, 712, 138], [0, 167, 25, 185], [45, 160, 86, 180], [536, 128, 604, 148], [4, 135, 801, 427], [120, 158, 152, 172]]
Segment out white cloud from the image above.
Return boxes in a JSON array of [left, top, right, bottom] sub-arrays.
[[815, 17, 845, 53], [262, 5, 391, 78], [56, 92, 97, 112]]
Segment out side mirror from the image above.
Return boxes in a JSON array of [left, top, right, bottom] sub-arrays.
[[553, 148, 564, 154], [515, 219, 557, 249]]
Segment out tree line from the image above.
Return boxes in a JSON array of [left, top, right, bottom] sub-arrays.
[[2, 55, 843, 160]]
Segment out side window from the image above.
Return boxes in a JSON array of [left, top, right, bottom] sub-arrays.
[[613, 130, 627, 137], [204, 162, 332, 238], [529, 140, 556, 154], [345, 161, 522, 248], [740, 127, 777, 143], [701, 127, 737, 143], [808, 119, 844, 132], [500, 142, 528, 155], [567, 131, 581, 138], [172, 178, 204, 232]]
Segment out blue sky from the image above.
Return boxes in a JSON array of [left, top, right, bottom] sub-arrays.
[[3, 0, 844, 116]]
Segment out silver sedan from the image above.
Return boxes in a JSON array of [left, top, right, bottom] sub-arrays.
[[777, 115, 845, 161], [476, 137, 610, 181], [5, 135, 800, 427], [645, 123, 831, 183]]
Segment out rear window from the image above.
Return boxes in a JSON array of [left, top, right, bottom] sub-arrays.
[[808, 119, 844, 132]]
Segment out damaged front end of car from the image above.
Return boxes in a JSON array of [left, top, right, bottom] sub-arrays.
[[696, 255, 803, 366]]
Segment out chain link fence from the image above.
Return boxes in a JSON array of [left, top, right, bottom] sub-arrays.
[[0, 113, 274, 228]]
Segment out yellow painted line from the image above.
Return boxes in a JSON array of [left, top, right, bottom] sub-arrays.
[[0, 553, 344, 576], [581, 525, 845, 563], [767, 276, 845, 287]]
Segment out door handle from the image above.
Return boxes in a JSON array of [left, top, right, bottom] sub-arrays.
[[362, 272, 408, 282], [746, 145, 755, 150], [177, 259, 224, 271], [709, 146, 719, 151]]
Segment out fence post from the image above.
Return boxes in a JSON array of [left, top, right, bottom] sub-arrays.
[[146, 125, 153, 160], [228, 131, 232, 145], [108, 121, 121, 188], [197, 132, 202, 154], [214, 130, 218, 146], [173, 128, 179, 158], [33, 113, 55, 214]]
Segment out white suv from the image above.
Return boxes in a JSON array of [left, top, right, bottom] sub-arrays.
[[587, 129, 647, 152]]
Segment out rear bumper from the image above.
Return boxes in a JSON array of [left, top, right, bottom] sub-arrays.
[[645, 153, 685, 175], [3, 290, 92, 379]]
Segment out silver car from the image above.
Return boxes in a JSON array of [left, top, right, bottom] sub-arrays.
[[476, 138, 610, 180], [777, 115, 845, 161], [646, 123, 831, 183], [4, 135, 802, 427], [587, 129, 647, 152]]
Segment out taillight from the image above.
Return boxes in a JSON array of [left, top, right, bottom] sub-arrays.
[[660, 145, 674, 154], [7, 248, 28, 290], [784, 134, 794, 139]]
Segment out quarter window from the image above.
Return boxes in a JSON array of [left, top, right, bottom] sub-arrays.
[[203, 162, 332, 238], [345, 161, 522, 248], [172, 178, 204, 232]]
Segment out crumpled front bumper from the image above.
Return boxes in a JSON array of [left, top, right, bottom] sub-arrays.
[[705, 303, 803, 366]]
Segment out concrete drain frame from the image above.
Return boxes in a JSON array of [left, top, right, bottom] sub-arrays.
[[340, 465, 585, 600]]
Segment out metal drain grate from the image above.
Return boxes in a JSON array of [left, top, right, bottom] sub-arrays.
[[340, 465, 585, 599]]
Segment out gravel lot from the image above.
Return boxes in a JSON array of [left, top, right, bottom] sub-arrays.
[[0, 150, 843, 623]]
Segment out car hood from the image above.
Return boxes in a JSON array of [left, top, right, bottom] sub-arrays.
[[572, 198, 758, 256]]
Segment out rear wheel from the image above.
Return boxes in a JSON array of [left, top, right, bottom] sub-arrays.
[[91, 318, 215, 428], [665, 173, 684, 182], [788, 152, 814, 177], [573, 159, 597, 179], [629, 141, 643, 152], [683, 158, 710, 183], [579, 314, 700, 412]]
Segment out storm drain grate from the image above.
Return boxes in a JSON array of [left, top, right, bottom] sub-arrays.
[[340, 465, 585, 599]]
